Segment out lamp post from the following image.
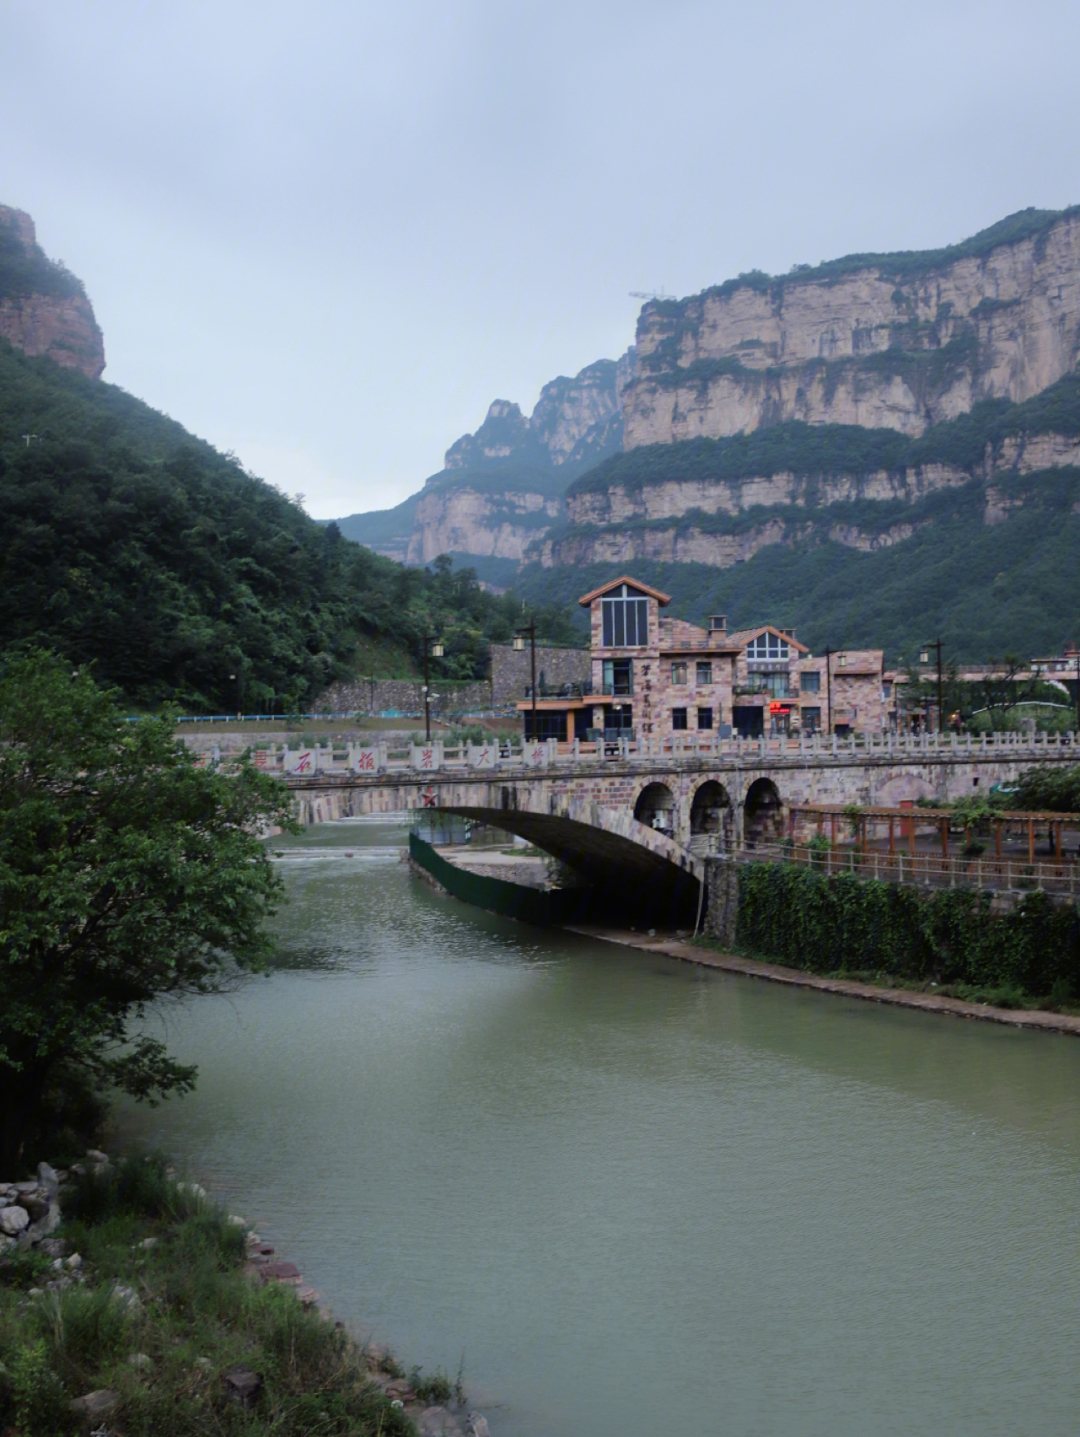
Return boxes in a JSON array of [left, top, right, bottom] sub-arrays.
[[513, 622, 537, 741], [422, 635, 444, 742], [919, 638, 944, 733]]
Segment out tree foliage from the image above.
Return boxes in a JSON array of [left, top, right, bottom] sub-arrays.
[[0, 652, 298, 1171], [0, 341, 581, 710]]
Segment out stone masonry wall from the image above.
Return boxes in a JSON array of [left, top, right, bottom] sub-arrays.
[[490, 644, 590, 705], [315, 678, 494, 715]]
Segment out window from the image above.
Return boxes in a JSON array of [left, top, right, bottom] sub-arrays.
[[882, 680, 892, 697], [524, 711, 567, 741], [763, 672, 789, 698], [671, 662, 687, 684], [746, 632, 790, 660], [801, 706, 821, 733], [672, 708, 688, 730], [601, 584, 649, 647], [800, 670, 820, 693], [696, 661, 713, 684], [602, 658, 633, 695], [697, 707, 713, 729]]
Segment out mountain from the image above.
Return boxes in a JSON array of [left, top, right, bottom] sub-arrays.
[[335, 352, 633, 577], [0, 206, 105, 379], [623, 206, 1080, 445], [0, 211, 576, 709]]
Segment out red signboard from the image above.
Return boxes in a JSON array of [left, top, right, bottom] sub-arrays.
[[769, 702, 791, 714]]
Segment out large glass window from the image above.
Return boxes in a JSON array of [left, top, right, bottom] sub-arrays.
[[672, 708, 688, 731], [801, 706, 821, 733], [601, 585, 650, 647], [697, 707, 713, 729], [523, 711, 567, 741], [800, 670, 820, 693], [746, 632, 790, 660], [696, 661, 713, 684], [671, 662, 687, 684], [762, 672, 790, 698], [602, 658, 633, 695]]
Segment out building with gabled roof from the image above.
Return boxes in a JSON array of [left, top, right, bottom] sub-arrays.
[[512, 575, 888, 741]]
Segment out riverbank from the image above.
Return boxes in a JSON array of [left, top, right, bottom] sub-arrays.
[[0, 1152, 489, 1437], [568, 926, 1080, 1036]]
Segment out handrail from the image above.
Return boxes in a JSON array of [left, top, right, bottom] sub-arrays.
[[734, 840, 1079, 897], [194, 726, 1079, 778]]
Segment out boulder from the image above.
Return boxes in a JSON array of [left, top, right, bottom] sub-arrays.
[[223, 1364, 263, 1408], [0, 1205, 29, 1236], [70, 1389, 117, 1420], [418, 1406, 463, 1435]]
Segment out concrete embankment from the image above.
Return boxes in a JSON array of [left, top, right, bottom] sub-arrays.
[[566, 926, 1080, 1037]]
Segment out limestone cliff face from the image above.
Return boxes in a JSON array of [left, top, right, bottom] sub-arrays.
[[623, 209, 1080, 447], [366, 351, 635, 563], [0, 207, 104, 379], [539, 413, 1080, 570], [405, 487, 560, 564]]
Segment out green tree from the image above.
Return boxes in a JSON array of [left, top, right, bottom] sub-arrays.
[[0, 651, 296, 1171]]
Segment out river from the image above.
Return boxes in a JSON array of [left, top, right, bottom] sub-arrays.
[[116, 818, 1080, 1435]]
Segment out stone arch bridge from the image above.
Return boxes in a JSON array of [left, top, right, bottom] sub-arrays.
[[279, 732, 1076, 920]]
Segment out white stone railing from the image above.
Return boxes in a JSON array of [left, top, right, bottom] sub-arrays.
[[205, 727, 1080, 779]]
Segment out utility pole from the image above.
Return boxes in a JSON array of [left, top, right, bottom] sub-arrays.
[[513, 622, 538, 741], [422, 635, 444, 743], [824, 645, 832, 736]]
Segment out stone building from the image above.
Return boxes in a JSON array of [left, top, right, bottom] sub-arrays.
[[515, 574, 888, 741]]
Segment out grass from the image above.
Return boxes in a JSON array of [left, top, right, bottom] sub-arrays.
[[0, 1155, 424, 1436]]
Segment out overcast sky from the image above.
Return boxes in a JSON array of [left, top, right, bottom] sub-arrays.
[[2, 0, 1078, 518]]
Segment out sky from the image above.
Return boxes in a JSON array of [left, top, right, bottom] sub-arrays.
[[2, 0, 1079, 520]]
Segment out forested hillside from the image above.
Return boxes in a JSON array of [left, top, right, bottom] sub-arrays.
[[0, 341, 575, 710]]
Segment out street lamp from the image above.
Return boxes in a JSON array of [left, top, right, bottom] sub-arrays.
[[422, 636, 444, 742], [514, 622, 538, 742]]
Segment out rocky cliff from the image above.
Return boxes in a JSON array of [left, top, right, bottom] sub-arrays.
[[337, 351, 634, 566], [0, 207, 105, 379], [532, 369, 1080, 570], [623, 207, 1080, 448]]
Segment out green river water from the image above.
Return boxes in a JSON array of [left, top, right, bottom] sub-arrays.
[[116, 818, 1080, 1435]]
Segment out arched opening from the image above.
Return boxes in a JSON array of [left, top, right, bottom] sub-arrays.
[[690, 780, 732, 854], [634, 782, 676, 836], [744, 777, 783, 848]]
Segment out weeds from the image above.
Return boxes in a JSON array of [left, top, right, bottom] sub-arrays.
[[0, 1154, 423, 1436]]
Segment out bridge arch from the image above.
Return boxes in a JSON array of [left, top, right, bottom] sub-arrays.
[[634, 782, 676, 836], [690, 780, 732, 850], [744, 776, 784, 847]]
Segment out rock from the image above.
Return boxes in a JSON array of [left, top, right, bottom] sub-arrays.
[[0, 1206, 29, 1235], [175, 1182, 206, 1199], [38, 1161, 59, 1190], [20, 1201, 62, 1247], [223, 1364, 263, 1408], [296, 1286, 319, 1306], [135, 1237, 158, 1250], [384, 1379, 417, 1403], [259, 1260, 301, 1284], [227, 1214, 248, 1226], [418, 1407, 463, 1435], [127, 1353, 152, 1369], [109, 1283, 140, 1313], [66, 1252, 83, 1269], [70, 1389, 118, 1419], [85, 1150, 109, 1165], [467, 1415, 490, 1437], [39, 1237, 67, 1258], [194, 1357, 213, 1371]]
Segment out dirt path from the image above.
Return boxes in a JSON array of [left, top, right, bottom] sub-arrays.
[[564, 926, 1080, 1037]]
